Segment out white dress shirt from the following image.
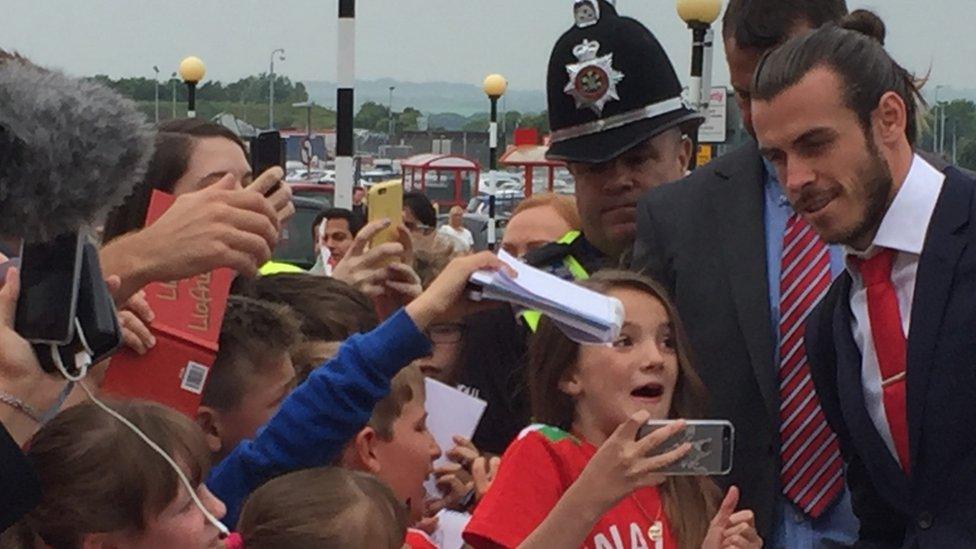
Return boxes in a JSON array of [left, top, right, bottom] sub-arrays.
[[844, 154, 945, 462]]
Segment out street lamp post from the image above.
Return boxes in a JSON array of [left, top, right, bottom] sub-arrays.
[[171, 72, 177, 118], [152, 66, 160, 123], [269, 48, 285, 129], [178, 56, 206, 119], [388, 85, 396, 137], [482, 73, 507, 251], [293, 100, 315, 174], [676, 0, 722, 169]]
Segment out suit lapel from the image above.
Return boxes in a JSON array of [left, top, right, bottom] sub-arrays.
[[708, 142, 777, 421], [831, 275, 912, 510], [906, 169, 973, 467]]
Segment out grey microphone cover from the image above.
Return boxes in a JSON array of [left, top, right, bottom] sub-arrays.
[[0, 60, 155, 241]]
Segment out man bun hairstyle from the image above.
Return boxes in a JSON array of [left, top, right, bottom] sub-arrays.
[[722, 0, 848, 49], [752, 9, 923, 146], [839, 8, 886, 44]]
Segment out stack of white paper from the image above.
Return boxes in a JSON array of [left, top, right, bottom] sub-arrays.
[[469, 249, 624, 344]]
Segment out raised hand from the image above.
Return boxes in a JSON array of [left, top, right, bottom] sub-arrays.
[[405, 251, 515, 330], [701, 486, 763, 549], [101, 174, 280, 300]]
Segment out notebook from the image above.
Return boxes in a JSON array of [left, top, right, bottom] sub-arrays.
[[101, 191, 234, 416], [468, 249, 624, 344]]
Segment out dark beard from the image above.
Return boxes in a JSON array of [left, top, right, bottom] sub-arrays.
[[833, 135, 893, 249]]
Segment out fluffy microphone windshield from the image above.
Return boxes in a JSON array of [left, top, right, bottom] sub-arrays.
[[0, 59, 155, 241]]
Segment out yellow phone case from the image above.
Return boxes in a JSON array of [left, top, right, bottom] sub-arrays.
[[367, 180, 403, 249]]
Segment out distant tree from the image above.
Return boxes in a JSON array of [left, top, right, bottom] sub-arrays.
[[920, 99, 976, 156], [398, 107, 422, 132], [959, 139, 976, 171], [519, 111, 550, 135], [354, 101, 390, 131]]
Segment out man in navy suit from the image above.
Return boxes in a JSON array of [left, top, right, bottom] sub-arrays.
[[750, 12, 976, 548]]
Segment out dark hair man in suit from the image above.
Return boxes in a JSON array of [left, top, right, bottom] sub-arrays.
[[753, 11, 976, 547], [632, 0, 857, 544]]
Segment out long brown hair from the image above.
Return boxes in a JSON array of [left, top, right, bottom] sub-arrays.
[[15, 400, 211, 549], [101, 118, 248, 243], [527, 270, 720, 549], [237, 467, 408, 548]]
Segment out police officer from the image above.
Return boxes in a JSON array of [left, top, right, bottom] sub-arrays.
[[460, 0, 706, 457], [524, 0, 701, 279]]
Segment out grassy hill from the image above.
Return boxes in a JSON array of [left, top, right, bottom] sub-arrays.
[[133, 100, 336, 130]]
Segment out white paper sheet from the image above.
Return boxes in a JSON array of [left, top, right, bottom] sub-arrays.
[[423, 378, 488, 499], [470, 248, 623, 344], [432, 510, 472, 549]]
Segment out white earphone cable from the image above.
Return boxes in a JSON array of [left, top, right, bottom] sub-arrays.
[[48, 344, 230, 537]]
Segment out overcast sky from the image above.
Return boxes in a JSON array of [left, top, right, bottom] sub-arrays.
[[2, 1, 973, 94]]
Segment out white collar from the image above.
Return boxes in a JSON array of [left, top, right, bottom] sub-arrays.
[[845, 154, 944, 261]]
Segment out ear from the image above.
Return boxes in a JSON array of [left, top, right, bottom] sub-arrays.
[[194, 406, 224, 455], [873, 90, 908, 147], [82, 532, 124, 549], [676, 136, 693, 174], [345, 427, 383, 474], [558, 369, 583, 399]]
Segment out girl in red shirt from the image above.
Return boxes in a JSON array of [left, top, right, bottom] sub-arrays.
[[464, 270, 762, 549]]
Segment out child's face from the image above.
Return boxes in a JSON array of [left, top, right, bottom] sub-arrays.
[[216, 353, 296, 459], [416, 322, 464, 383], [124, 482, 226, 549], [374, 396, 442, 523], [561, 288, 679, 440]]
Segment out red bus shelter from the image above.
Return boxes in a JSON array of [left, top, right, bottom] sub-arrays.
[[498, 128, 566, 197], [401, 153, 481, 208]]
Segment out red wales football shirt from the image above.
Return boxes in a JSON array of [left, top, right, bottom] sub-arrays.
[[463, 425, 676, 549]]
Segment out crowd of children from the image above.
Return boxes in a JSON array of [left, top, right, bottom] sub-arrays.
[[1, 259, 762, 548]]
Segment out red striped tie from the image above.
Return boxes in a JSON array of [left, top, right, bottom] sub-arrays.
[[779, 214, 844, 518]]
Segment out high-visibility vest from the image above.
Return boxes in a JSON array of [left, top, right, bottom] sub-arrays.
[[258, 261, 305, 275], [520, 230, 593, 332]]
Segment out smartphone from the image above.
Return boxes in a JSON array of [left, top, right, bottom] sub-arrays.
[[367, 180, 404, 250], [250, 131, 284, 195], [73, 241, 122, 364], [14, 231, 84, 344], [636, 419, 734, 475]]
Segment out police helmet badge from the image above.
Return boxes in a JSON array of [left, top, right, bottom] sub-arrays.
[[563, 39, 624, 115], [573, 0, 600, 28]]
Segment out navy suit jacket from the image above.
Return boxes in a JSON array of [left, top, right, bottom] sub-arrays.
[[806, 167, 976, 548]]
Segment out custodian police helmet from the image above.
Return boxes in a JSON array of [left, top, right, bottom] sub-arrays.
[[546, 0, 703, 163]]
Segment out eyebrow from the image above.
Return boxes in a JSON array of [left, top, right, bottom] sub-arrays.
[[202, 169, 254, 181], [793, 127, 837, 147], [758, 146, 781, 159]]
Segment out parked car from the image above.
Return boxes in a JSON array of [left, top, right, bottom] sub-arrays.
[[288, 183, 334, 210]]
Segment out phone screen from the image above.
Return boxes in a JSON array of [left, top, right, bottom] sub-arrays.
[[15, 232, 84, 344]]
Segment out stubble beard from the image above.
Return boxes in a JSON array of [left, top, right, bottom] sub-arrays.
[[829, 135, 894, 250]]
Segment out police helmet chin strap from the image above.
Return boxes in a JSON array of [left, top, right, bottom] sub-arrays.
[[46, 321, 230, 538]]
